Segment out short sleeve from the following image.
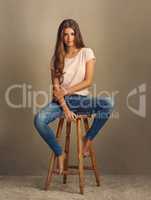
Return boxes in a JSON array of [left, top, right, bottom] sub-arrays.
[[85, 48, 96, 62]]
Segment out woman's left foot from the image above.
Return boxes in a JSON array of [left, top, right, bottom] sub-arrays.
[[82, 137, 91, 157]]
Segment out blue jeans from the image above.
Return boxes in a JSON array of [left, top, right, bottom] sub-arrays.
[[34, 94, 114, 157]]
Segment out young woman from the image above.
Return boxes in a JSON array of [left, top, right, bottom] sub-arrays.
[[34, 19, 114, 175]]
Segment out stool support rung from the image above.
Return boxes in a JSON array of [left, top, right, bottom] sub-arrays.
[[52, 169, 79, 175], [69, 165, 94, 170]]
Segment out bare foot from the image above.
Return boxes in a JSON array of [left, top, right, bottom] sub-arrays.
[[58, 152, 66, 175], [82, 137, 92, 157]]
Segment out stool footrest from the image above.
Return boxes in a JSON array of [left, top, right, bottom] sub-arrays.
[[68, 165, 94, 170], [52, 169, 79, 175], [52, 164, 94, 175]]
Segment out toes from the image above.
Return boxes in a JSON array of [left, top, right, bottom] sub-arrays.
[[83, 151, 90, 157]]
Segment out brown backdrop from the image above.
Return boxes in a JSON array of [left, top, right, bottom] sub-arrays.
[[0, 0, 150, 175]]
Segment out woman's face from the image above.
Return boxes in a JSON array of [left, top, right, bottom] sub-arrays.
[[63, 27, 76, 47]]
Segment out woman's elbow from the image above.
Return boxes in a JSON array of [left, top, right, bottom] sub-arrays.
[[85, 80, 93, 87]]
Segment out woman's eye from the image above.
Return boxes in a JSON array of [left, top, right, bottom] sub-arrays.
[[64, 33, 75, 36]]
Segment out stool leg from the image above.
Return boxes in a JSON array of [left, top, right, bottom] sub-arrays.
[[44, 118, 64, 190], [76, 118, 84, 194], [83, 118, 100, 186], [63, 121, 71, 184]]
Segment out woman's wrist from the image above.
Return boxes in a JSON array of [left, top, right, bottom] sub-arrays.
[[61, 85, 71, 96], [60, 86, 67, 96], [57, 96, 69, 111], [62, 105, 69, 112]]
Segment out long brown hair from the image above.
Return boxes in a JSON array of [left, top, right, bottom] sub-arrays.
[[50, 19, 85, 84]]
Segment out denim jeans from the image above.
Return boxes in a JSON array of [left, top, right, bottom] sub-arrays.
[[34, 94, 114, 157]]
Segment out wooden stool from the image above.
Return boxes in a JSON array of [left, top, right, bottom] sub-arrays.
[[44, 114, 100, 194]]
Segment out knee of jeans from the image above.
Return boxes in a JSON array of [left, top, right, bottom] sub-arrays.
[[100, 97, 114, 113], [106, 97, 115, 112], [96, 98, 114, 119], [34, 111, 47, 128]]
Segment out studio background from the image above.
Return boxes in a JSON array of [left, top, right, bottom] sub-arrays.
[[0, 0, 150, 175]]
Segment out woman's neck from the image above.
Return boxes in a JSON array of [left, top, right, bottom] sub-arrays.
[[66, 46, 79, 56]]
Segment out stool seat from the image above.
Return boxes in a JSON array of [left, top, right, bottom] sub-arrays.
[[44, 114, 100, 194], [60, 113, 92, 119]]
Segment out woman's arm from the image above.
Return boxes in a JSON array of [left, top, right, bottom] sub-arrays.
[[51, 58, 95, 102], [51, 68, 69, 112], [50, 68, 78, 121], [51, 68, 60, 90], [65, 59, 96, 95]]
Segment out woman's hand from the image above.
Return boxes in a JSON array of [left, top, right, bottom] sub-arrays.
[[53, 86, 68, 101], [64, 108, 77, 122], [52, 86, 77, 122]]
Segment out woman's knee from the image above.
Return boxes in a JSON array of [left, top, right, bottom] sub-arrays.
[[34, 112, 44, 129], [105, 97, 115, 112], [98, 96, 115, 113], [95, 97, 114, 119], [34, 106, 63, 128], [34, 109, 51, 128]]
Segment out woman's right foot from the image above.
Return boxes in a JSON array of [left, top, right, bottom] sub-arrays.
[[58, 152, 66, 175]]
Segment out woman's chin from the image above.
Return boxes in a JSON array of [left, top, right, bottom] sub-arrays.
[[66, 43, 74, 47]]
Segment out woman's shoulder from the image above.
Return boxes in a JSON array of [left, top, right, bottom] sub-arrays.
[[82, 47, 96, 62], [82, 47, 94, 52]]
